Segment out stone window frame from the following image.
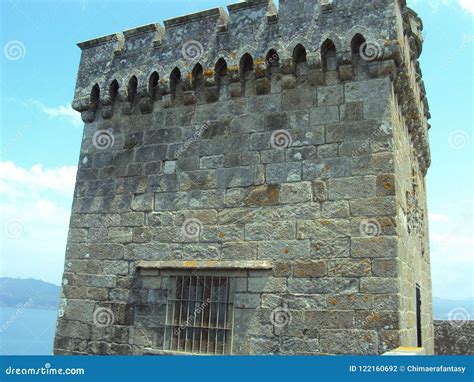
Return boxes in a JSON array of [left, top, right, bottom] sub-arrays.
[[137, 260, 272, 356]]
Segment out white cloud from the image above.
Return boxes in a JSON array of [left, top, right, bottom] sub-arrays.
[[0, 161, 77, 285], [459, 0, 474, 13], [429, 213, 450, 222], [0, 161, 76, 196], [429, 206, 474, 300], [40, 104, 82, 127], [29, 100, 82, 127], [3, 98, 82, 127]]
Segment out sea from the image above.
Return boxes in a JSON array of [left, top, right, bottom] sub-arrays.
[[0, 306, 57, 355]]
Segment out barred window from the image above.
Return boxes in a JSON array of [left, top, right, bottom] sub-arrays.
[[164, 275, 235, 354]]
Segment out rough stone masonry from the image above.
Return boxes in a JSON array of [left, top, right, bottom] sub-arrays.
[[54, 0, 433, 355]]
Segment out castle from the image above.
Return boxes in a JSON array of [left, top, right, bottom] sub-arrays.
[[54, 0, 433, 355]]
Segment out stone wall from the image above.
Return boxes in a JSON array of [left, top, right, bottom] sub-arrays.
[[434, 321, 474, 355], [54, 0, 432, 355]]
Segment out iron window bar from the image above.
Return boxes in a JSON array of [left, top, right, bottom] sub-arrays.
[[164, 275, 235, 355]]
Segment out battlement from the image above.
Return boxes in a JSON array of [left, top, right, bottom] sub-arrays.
[[72, 0, 430, 174]]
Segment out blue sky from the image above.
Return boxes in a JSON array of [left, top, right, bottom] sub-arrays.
[[0, 0, 472, 300]]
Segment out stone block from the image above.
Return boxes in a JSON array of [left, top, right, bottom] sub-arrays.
[[340, 102, 364, 121], [311, 238, 350, 258], [327, 176, 376, 200], [298, 219, 351, 239], [293, 260, 327, 277], [355, 310, 399, 330], [360, 277, 399, 293], [351, 237, 398, 258], [131, 194, 153, 212], [245, 221, 296, 241], [244, 185, 280, 206], [328, 259, 371, 277], [200, 225, 244, 242], [154, 192, 188, 211], [148, 174, 179, 193], [281, 337, 320, 354], [266, 162, 301, 183], [257, 240, 310, 260], [234, 293, 261, 309], [280, 182, 313, 204], [312, 180, 327, 201], [64, 299, 96, 322], [344, 78, 391, 103], [304, 310, 355, 329], [265, 113, 289, 131], [260, 149, 285, 164], [351, 153, 394, 176], [216, 167, 255, 189], [222, 241, 258, 260], [281, 87, 316, 111], [302, 158, 350, 180], [286, 146, 317, 161], [372, 259, 398, 277], [108, 227, 133, 243], [310, 106, 339, 126], [288, 277, 359, 294], [230, 115, 264, 134], [317, 85, 344, 106], [179, 170, 216, 191], [350, 197, 396, 217], [326, 294, 373, 310], [321, 201, 350, 218], [376, 174, 396, 196], [320, 329, 378, 355], [248, 277, 287, 293]]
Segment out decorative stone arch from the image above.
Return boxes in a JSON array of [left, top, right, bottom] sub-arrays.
[[235, 44, 258, 69], [351, 34, 367, 55], [170, 67, 182, 97], [319, 32, 343, 51], [265, 49, 280, 68], [108, 79, 120, 103], [148, 71, 160, 100], [214, 57, 228, 85], [239, 53, 254, 79], [292, 44, 307, 64], [127, 75, 138, 103], [320, 38, 337, 71], [191, 63, 204, 91], [90, 83, 100, 109]]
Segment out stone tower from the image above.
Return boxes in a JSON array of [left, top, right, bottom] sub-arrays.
[[54, 0, 433, 355]]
